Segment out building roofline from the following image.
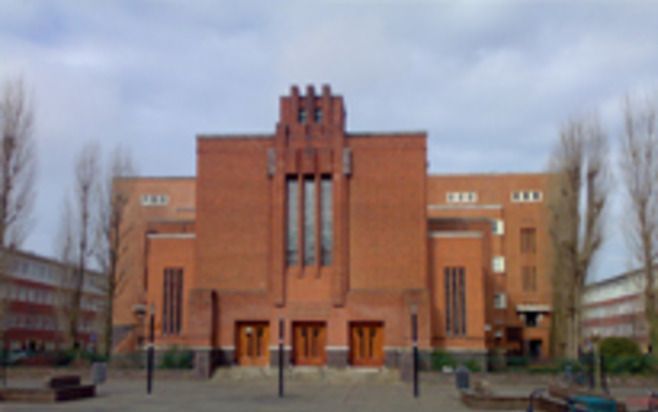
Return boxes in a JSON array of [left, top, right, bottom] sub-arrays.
[[428, 172, 552, 178], [197, 133, 273, 140], [115, 176, 195, 181], [348, 131, 427, 138], [586, 267, 646, 288], [2, 247, 103, 277]]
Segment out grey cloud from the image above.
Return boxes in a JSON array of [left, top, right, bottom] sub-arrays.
[[2, 0, 658, 280]]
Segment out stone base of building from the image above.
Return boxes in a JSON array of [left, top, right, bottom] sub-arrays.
[[194, 348, 235, 378], [193, 347, 488, 379], [269, 347, 292, 368]]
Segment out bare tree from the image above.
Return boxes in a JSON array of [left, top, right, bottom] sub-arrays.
[[54, 199, 76, 347], [548, 115, 608, 359], [95, 146, 135, 357], [66, 143, 100, 350], [0, 78, 36, 365], [619, 95, 658, 357]]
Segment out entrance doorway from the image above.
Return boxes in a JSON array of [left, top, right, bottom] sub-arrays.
[[350, 322, 384, 366], [236, 321, 270, 366], [292, 322, 326, 365], [528, 339, 542, 359]]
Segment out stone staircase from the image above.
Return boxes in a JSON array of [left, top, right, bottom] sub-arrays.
[[212, 366, 398, 384]]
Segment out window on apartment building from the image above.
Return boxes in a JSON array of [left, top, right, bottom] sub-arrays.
[[493, 293, 507, 309], [286, 177, 299, 265], [524, 312, 539, 327], [511, 190, 543, 203], [492, 256, 505, 273], [522, 266, 537, 292], [492, 219, 504, 235], [446, 191, 478, 204], [162, 267, 184, 336], [314, 108, 323, 123], [286, 175, 333, 267], [298, 108, 307, 123], [141, 194, 169, 207], [520, 228, 537, 254], [445, 267, 467, 336]]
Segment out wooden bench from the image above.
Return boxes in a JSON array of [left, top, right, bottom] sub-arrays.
[[46, 375, 95, 402], [47, 375, 81, 389]]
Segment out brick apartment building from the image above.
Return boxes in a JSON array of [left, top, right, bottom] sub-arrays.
[[582, 269, 657, 351], [112, 85, 551, 371], [0, 249, 106, 353]]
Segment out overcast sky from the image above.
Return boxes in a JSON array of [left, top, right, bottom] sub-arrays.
[[2, 0, 658, 281]]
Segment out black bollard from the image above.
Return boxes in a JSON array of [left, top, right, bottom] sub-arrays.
[[411, 310, 419, 398], [278, 318, 284, 398], [147, 305, 155, 395]]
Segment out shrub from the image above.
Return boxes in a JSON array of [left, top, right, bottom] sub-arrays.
[[506, 355, 529, 368], [599, 337, 641, 359], [464, 359, 481, 372], [430, 349, 456, 371], [160, 346, 193, 369], [603, 353, 655, 374], [54, 350, 76, 367]]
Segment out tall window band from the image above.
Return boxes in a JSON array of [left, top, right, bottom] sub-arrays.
[[445, 267, 466, 336], [286, 174, 333, 266], [162, 267, 183, 335]]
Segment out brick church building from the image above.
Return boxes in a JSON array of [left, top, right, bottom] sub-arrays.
[[113, 85, 551, 372]]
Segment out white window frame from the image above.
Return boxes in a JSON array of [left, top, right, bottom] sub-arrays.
[[141, 194, 170, 207], [492, 256, 505, 273], [492, 219, 505, 235], [493, 293, 507, 309], [511, 190, 543, 203], [446, 191, 478, 204]]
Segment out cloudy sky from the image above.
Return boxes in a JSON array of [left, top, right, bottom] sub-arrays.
[[1, 0, 658, 281]]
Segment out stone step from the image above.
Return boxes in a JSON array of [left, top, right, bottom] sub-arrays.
[[212, 366, 398, 383]]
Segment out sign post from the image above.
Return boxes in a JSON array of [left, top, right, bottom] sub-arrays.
[[147, 304, 155, 395], [278, 318, 285, 398], [411, 304, 419, 398]]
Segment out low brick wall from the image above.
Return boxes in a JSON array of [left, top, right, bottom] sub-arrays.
[[0, 385, 95, 403]]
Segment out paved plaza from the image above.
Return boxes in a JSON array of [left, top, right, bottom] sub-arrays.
[[1, 373, 656, 412], [0, 377, 510, 412]]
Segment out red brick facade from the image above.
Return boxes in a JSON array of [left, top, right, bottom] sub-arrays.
[[113, 86, 551, 369]]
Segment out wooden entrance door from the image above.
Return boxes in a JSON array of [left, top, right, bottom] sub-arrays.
[[292, 322, 326, 365], [236, 322, 270, 366], [350, 322, 384, 366]]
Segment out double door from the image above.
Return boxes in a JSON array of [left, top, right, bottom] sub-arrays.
[[292, 322, 326, 365], [236, 322, 270, 366], [350, 322, 384, 366]]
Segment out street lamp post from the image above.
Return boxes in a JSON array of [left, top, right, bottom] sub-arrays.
[[411, 304, 419, 398], [147, 304, 155, 395], [278, 318, 284, 398]]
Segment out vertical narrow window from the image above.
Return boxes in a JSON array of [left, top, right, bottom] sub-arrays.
[[445, 266, 467, 336], [163, 267, 184, 335], [522, 266, 537, 292], [459, 267, 467, 335], [304, 176, 316, 265], [286, 177, 299, 266], [321, 175, 333, 265], [520, 228, 537, 254], [162, 270, 169, 335], [444, 268, 451, 335], [175, 269, 183, 334], [452, 268, 458, 335]]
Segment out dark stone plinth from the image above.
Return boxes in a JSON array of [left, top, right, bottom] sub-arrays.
[[269, 347, 292, 368], [327, 348, 348, 368]]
